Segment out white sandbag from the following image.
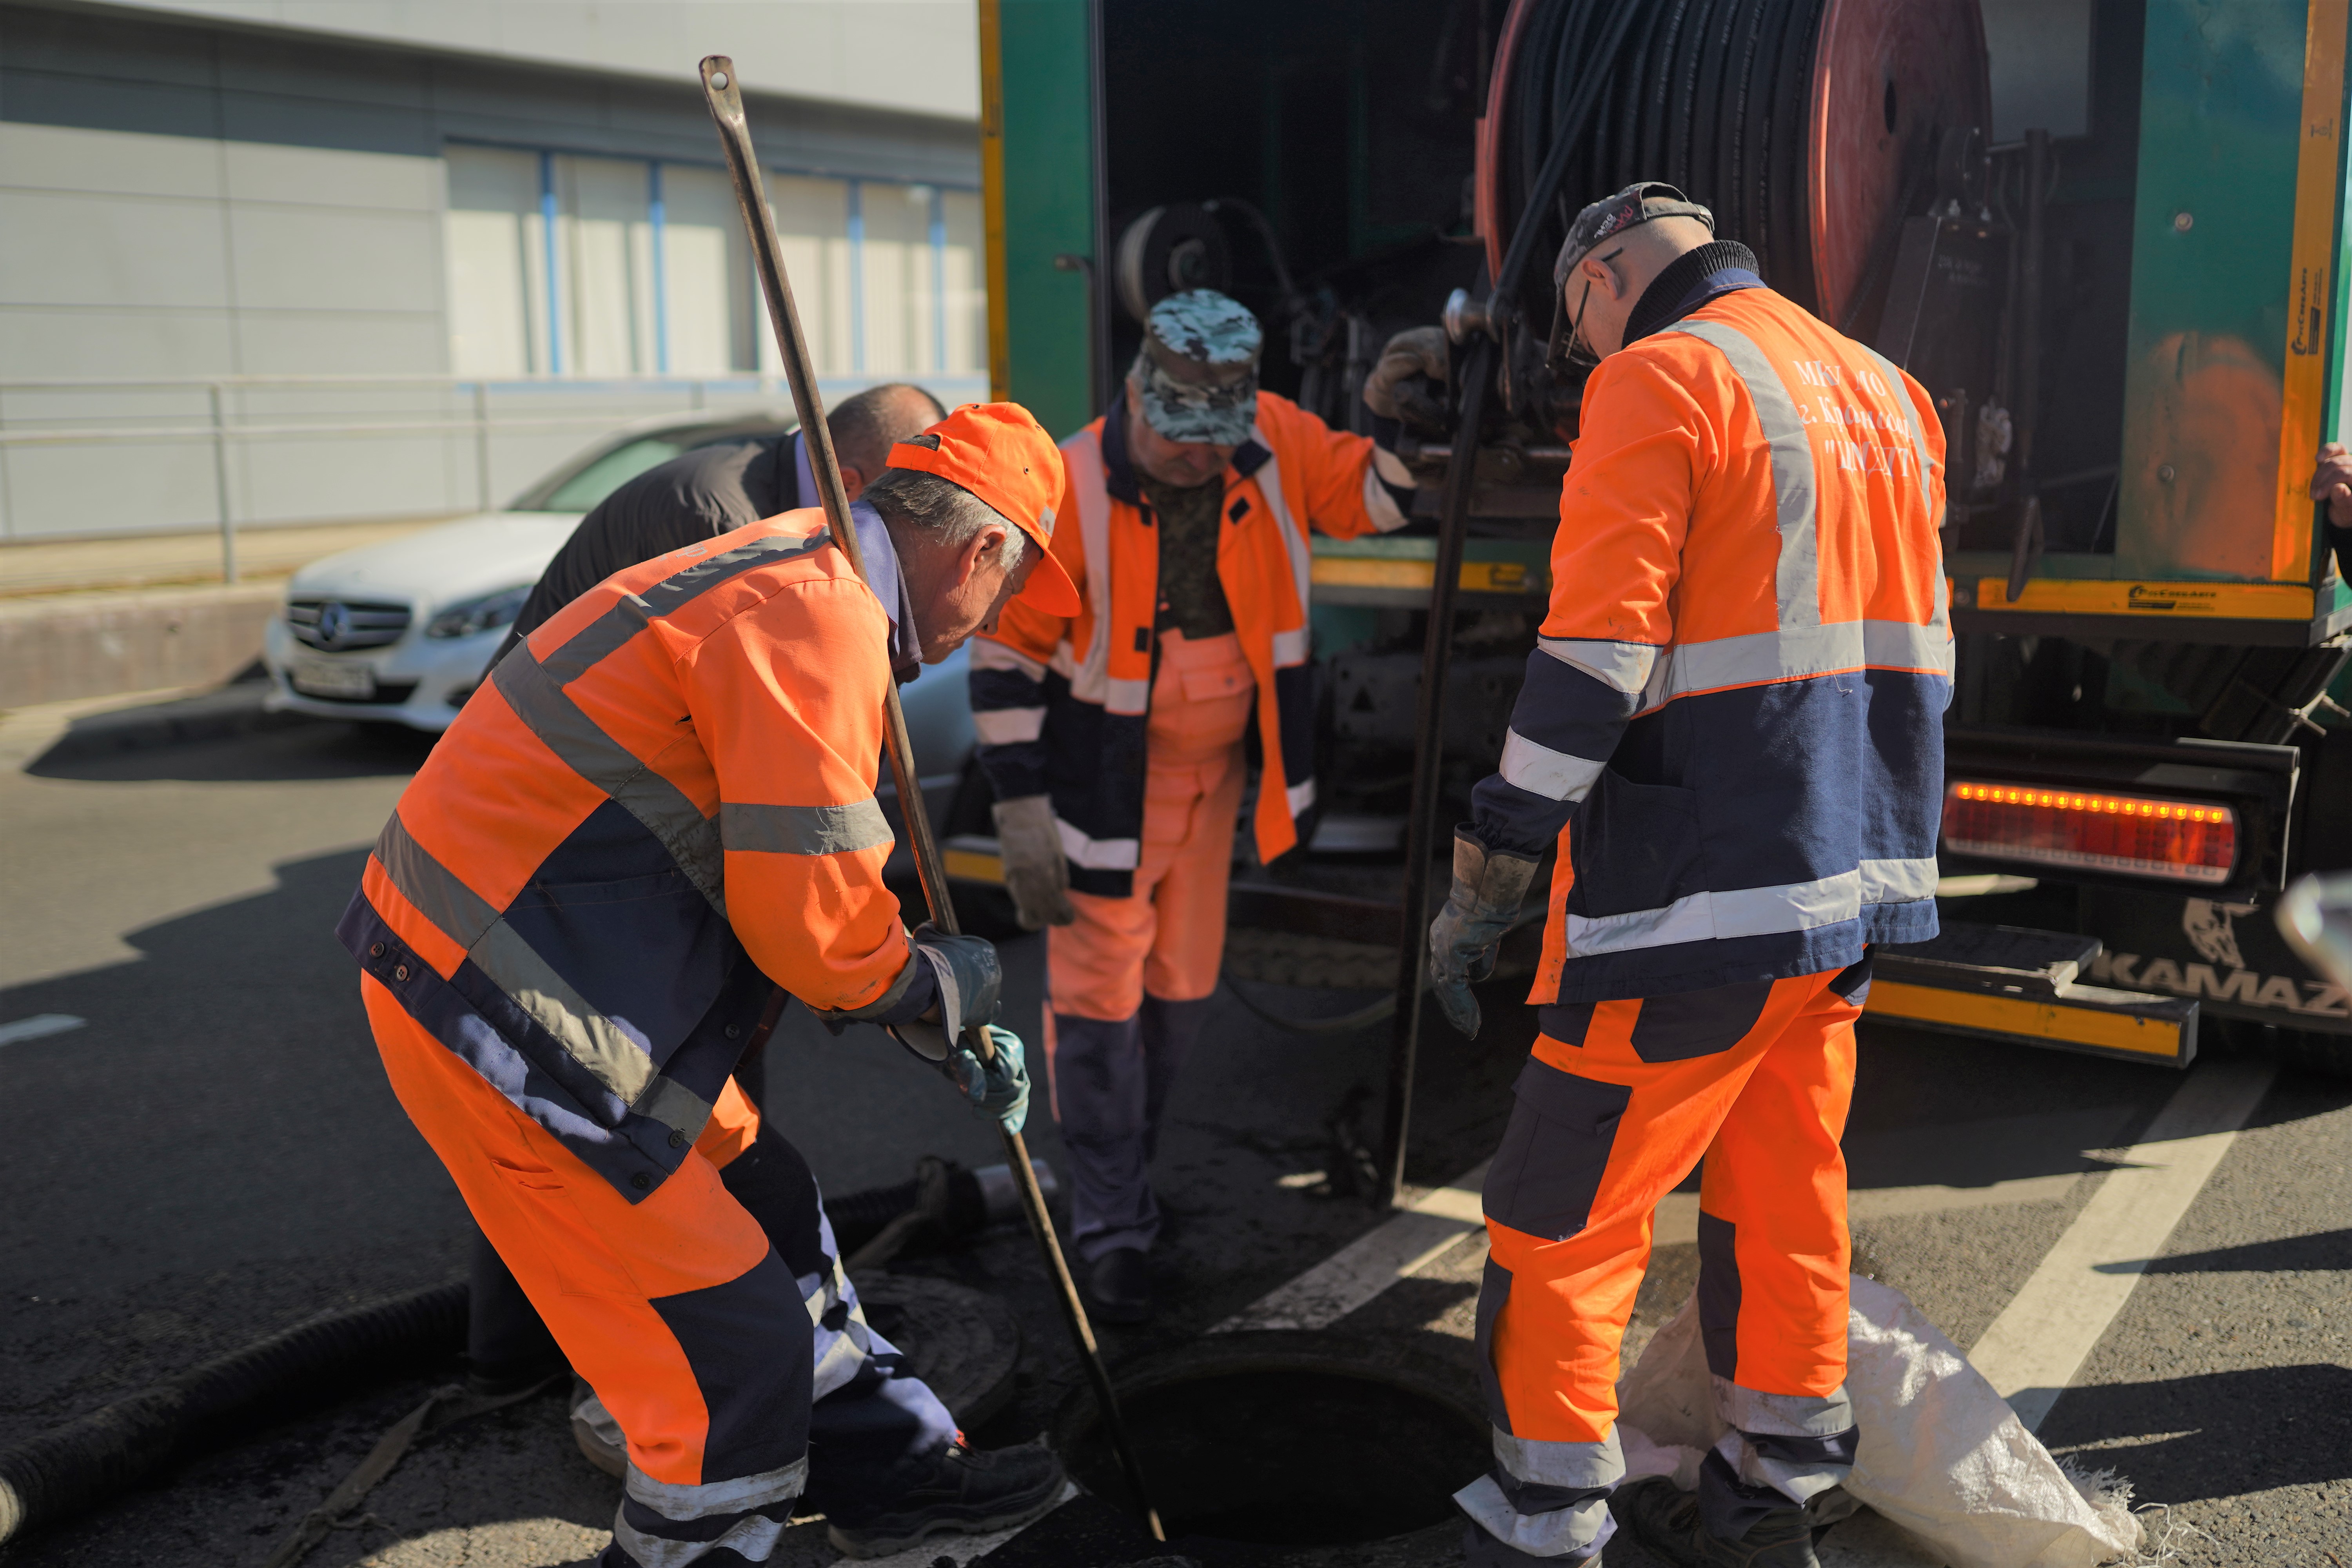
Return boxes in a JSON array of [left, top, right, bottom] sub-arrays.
[[1615, 1275, 2141, 1568]]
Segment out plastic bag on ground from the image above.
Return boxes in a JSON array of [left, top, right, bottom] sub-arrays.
[[1615, 1274, 2141, 1568]]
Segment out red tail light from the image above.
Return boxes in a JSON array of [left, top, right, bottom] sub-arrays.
[[1941, 782, 2237, 886]]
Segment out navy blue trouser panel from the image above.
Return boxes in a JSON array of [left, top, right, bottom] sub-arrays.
[[472, 1116, 956, 1515]]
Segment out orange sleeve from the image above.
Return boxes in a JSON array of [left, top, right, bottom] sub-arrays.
[[679, 575, 912, 1014], [1901, 365, 1951, 521], [1261, 394, 1394, 541], [1539, 349, 1711, 644]]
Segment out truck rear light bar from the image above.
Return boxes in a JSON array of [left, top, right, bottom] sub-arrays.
[[1941, 782, 2238, 886]]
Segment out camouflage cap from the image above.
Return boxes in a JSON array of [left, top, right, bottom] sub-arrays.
[[1131, 289, 1261, 446], [1552, 181, 1716, 290]]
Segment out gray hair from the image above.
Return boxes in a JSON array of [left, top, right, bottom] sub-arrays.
[[862, 463, 1033, 574]]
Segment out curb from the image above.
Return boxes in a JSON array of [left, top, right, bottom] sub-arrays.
[[0, 584, 283, 710]]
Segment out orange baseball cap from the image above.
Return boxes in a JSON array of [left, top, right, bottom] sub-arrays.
[[886, 402, 1082, 617]]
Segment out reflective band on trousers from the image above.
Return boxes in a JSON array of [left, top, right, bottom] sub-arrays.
[[614, 1457, 808, 1566], [374, 813, 713, 1139], [1454, 1475, 1612, 1559], [1563, 858, 1938, 957]]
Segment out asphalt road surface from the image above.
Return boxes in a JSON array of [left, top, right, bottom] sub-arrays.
[[3, 686, 2346, 1567]]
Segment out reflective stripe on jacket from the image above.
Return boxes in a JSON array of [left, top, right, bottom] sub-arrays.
[[970, 388, 1409, 895], [1470, 286, 1952, 1004], [339, 510, 913, 1199]]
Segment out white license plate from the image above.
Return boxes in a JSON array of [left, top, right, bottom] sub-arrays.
[[290, 659, 376, 699]]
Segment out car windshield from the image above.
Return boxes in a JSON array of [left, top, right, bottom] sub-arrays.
[[524, 436, 692, 513]]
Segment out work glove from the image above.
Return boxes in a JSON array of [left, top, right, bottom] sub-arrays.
[[1426, 828, 1539, 1040], [886, 923, 1003, 1061], [991, 794, 1076, 930], [1363, 326, 1452, 434], [942, 1024, 1031, 1136]]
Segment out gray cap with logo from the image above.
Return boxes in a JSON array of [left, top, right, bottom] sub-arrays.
[[1129, 289, 1261, 446], [1552, 181, 1717, 290]]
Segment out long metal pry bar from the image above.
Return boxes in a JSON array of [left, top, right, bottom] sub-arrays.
[[697, 56, 1165, 1542]]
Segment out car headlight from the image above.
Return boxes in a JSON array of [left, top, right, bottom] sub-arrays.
[[425, 585, 532, 640]]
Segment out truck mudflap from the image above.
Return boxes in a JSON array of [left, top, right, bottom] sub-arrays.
[[1866, 922, 2199, 1067], [2077, 887, 2352, 1037]]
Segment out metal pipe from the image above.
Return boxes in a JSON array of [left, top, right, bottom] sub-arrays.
[[473, 381, 494, 512], [1375, 3, 1641, 1208], [699, 56, 1165, 1541], [2005, 129, 2051, 602], [1376, 335, 1492, 1206], [209, 383, 238, 583]]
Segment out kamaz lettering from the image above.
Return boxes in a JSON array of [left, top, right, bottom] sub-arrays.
[[2088, 950, 2350, 1020]]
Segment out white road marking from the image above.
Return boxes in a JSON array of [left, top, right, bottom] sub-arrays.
[[1213, 1164, 1489, 1332], [1220, 1060, 2266, 1403], [0, 1013, 85, 1047], [1967, 1057, 2276, 1432]]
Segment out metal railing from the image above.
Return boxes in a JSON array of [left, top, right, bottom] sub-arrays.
[[0, 371, 985, 580]]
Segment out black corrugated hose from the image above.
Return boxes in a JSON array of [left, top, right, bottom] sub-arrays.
[[0, 1282, 466, 1545], [1495, 0, 1828, 329], [0, 1158, 1008, 1545]]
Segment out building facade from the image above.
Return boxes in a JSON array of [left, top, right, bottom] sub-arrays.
[[0, 0, 984, 541]]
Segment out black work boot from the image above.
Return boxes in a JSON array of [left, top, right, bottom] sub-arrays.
[[1609, 1477, 1822, 1568], [1087, 1246, 1153, 1324], [825, 1437, 1066, 1558]]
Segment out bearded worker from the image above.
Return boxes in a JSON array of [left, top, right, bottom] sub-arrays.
[[338, 404, 1084, 1564], [1428, 184, 1950, 1568], [968, 289, 1422, 1322]]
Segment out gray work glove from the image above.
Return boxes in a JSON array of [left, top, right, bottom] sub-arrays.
[[1427, 829, 1539, 1040], [943, 1024, 1031, 1136], [887, 922, 1003, 1062], [991, 794, 1076, 930], [1363, 326, 1451, 434]]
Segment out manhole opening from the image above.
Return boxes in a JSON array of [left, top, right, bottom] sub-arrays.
[[1065, 1365, 1487, 1545]]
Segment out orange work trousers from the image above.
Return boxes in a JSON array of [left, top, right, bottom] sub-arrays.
[[1047, 628, 1254, 1259], [1457, 960, 1870, 1565], [365, 975, 953, 1566]]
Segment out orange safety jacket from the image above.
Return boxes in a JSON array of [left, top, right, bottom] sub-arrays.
[[1468, 281, 1952, 1005], [337, 511, 915, 1200], [969, 388, 1411, 895]]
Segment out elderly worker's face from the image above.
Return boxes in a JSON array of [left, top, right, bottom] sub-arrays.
[[1125, 380, 1236, 488], [910, 522, 1043, 664]]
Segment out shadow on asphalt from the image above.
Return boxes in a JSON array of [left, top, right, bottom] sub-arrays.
[[2042, 1365, 2352, 1500], [2130, 1228, 2352, 1275], [2, 842, 470, 1451], [25, 689, 435, 784]]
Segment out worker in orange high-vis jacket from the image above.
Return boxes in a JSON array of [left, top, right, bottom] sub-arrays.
[[1426, 185, 1949, 1568], [338, 403, 1086, 1565], [969, 289, 1422, 1323]]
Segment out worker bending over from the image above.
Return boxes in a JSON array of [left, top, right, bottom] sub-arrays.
[[340, 404, 1083, 1564], [464, 383, 947, 1432], [490, 382, 946, 676], [970, 289, 1419, 1321], [1428, 185, 1949, 1568]]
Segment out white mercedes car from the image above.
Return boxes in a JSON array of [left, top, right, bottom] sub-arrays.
[[263, 405, 985, 843], [264, 410, 795, 732]]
